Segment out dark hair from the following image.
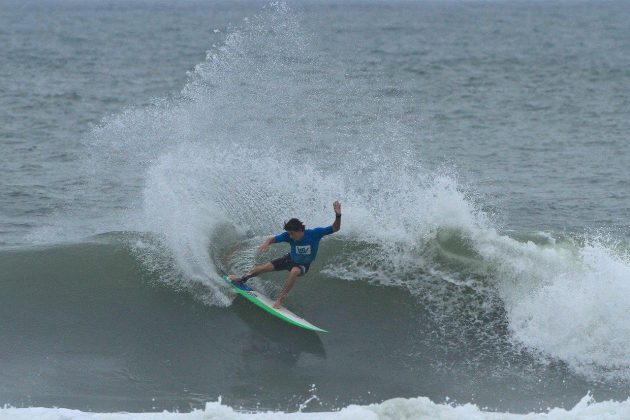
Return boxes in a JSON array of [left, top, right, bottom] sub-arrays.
[[284, 218, 305, 232]]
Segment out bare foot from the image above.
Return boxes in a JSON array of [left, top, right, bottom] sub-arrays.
[[228, 274, 240, 282], [273, 296, 285, 309]]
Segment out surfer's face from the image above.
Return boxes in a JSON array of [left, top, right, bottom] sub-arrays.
[[287, 230, 304, 241]]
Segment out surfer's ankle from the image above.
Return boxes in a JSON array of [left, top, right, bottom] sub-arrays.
[[240, 274, 254, 283]]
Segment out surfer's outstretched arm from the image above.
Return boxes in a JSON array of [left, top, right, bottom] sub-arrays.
[[259, 236, 276, 253], [228, 237, 277, 283]]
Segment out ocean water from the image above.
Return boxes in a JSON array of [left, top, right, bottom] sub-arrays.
[[1, 0, 630, 418]]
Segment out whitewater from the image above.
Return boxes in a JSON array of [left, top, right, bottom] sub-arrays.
[[2, 394, 630, 420]]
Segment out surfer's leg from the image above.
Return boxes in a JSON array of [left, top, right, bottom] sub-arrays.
[[273, 267, 301, 309], [230, 262, 274, 282]]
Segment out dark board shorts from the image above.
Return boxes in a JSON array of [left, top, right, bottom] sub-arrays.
[[271, 254, 310, 276]]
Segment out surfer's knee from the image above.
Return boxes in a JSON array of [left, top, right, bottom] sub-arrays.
[[290, 266, 302, 276], [262, 262, 274, 271]]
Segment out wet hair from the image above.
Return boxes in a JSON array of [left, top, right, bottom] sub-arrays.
[[284, 218, 305, 232]]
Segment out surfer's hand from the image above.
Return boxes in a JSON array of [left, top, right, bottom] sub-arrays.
[[333, 200, 341, 215], [258, 236, 276, 253]]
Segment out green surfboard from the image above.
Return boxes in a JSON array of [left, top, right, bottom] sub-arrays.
[[224, 276, 327, 333]]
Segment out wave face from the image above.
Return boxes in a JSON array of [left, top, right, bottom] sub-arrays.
[[2, 233, 630, 412], [2, 0, 630, 415]]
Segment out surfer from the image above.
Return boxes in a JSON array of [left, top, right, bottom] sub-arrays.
[[229, 201, 342, 308]]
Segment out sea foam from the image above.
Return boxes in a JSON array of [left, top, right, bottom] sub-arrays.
[[2, 394, 629, 420]]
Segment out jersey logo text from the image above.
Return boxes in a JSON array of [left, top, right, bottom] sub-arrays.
[[296, 245, 312, 255]]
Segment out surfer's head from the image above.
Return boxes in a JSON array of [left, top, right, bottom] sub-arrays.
[[284, 218, 305, 240]]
